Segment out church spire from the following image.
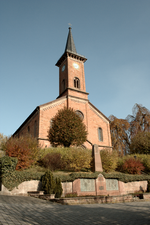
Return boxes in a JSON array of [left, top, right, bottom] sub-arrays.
[[65, 27, 77, 54], [56, 27, 87, 67]]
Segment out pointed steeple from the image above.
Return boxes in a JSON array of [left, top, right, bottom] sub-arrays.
[[65, 27, 77, 54], [56, 27, 87, 67]]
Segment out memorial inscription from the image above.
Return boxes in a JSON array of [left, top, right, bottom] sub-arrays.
[[80, 179, 95, 192], [106, 179, 118, 191]]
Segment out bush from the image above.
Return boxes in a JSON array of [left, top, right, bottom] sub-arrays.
[[4, 135, 40, 170], [55, 177, 63, 198], [42, 170, 56, 194], [117, 154, 150, 174], [65, 192, 77, 198], [41, 153, 62, 171], [0, 156, 18, 174], [133, 154, 150, 174], [61, 148, 92, 172], [100, 149, 118, 172], [47, 107, 87, 147], [121, 158, 145, 174], [40, 147, 92, 172], [130, 132, 150, 154]]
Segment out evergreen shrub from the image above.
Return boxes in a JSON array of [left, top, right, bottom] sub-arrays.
[[42, 170, 63, 197], [55, 177, 63, 198], [42, 170, 56, 194], [0, 156, 18, 174]]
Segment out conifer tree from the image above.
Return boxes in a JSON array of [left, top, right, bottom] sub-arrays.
[[47, 107, 87, 147]]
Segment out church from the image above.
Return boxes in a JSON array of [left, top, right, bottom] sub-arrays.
[[13, 27, 112, 150]]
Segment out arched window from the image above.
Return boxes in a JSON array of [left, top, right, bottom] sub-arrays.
[[74, 77, 80, 88], [34, 120, 37, 137], [62, 79, 65, 92], [98, 127, 103, 142], [28, 126, 30, 133]]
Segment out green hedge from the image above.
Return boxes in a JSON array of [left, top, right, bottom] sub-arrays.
[[0, 156, 18, 174], [102, 172, 150, 183], [2, 171, 44, 191], [2, 170, 150, 191]]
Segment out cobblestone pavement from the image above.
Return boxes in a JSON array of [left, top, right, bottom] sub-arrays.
[[0, 195, 150, 225]]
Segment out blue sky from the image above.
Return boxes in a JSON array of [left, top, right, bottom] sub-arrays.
[[1, 0, 150, 137]]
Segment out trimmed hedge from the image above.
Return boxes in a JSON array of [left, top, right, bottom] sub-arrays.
[[0, 156, 18, 174], [2, 170, 150, 191], [2, 171, 44, 191], [102, 172, 150, 183]]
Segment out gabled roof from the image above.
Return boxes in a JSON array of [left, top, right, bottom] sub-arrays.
[[65, 27, 77, 54], [13, 96, 67, 136]]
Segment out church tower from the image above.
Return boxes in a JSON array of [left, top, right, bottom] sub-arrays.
[[56, 27, 89, 100], [13, 27, 112, 150]]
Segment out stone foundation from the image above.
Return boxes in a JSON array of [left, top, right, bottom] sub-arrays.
[[0, 175, 148, 197]]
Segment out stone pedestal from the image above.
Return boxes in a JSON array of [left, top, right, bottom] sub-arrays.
[[92, 144, 103, 172]]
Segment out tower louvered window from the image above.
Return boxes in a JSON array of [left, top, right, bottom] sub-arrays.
[[74, 77, 80, 88]]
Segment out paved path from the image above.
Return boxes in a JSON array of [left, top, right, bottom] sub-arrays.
[[0, 195, 150, 225]]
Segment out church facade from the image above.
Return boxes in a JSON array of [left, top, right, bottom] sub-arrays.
[[13, 28, 112, 150]]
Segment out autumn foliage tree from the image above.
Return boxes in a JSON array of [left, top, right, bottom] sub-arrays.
[[47, 107, 87, 147], [3, 135, 39, 170], [109, 115, 130, 155], [109, 104, 150, 155], [127, 103, 150, 138]]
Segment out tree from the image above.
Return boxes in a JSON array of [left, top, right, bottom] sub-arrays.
[[109, 104, 150, 155], [130, 132, 150, 154], [4, 135, 40, 170], [0, 133, 8, 151], [109, 115, 130, 155], [47, 107, 87, 147], [127, 103, 150, 139]]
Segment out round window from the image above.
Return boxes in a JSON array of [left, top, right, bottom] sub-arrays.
[[75, 110, 84, 120]]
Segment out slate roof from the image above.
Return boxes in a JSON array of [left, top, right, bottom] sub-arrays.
[[65, 27, 77, 54]]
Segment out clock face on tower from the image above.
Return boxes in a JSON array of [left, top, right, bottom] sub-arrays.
[[62, 65, 65, 72], [73, 63, 79, 69]]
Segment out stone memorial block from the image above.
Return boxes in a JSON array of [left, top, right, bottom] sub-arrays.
[[62, 182, 72, 194], [106, 179, 118, 191], [99, 186, 104, 190], [80, 179, 95, 192]]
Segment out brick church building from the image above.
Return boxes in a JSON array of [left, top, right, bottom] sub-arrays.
[[13, 27, 112, 150]]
